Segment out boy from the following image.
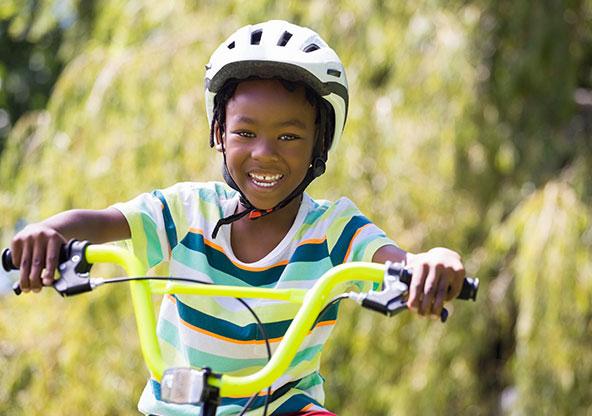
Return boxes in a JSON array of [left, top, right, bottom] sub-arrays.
[[10, 20, 465, 415]]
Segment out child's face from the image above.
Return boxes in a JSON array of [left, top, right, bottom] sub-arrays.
[[216, 79, 317, 210]]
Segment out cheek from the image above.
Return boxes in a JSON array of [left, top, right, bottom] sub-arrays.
[[288, 147, 314, 174]]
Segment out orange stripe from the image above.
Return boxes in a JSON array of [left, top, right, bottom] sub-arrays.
[[297, 236, 327, 246], [342, 223, 372, 262], [300, 403, 314, 412], [314, 319, 336, 328]]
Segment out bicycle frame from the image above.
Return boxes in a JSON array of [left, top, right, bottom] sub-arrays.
[[85, 244, 388, 398]]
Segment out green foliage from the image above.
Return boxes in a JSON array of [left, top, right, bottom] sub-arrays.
[[0, 0, 591, 415], [485, 179, 592, 415], [0, 0, 64, 147]]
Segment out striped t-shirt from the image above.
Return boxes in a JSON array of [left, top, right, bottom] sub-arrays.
[[113, 181, 395, 415]]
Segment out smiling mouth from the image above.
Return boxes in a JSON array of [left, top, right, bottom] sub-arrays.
[[248, 173, 284, 188]]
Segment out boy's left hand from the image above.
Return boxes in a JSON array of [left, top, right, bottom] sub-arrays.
[[405, 247, 465, 319]]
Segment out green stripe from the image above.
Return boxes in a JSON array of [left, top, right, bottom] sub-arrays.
[[141, 213, 165, 267]]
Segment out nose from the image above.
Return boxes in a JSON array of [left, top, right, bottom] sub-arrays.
[[251, 136, 279, 161]]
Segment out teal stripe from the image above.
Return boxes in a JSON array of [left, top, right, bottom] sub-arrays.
[[187, 347, 267, 373], [302, 201, 329, 225], [329, 215, 372, 265], [153, 189, 178, 250], [291, 240, 329, 262], [175, 295, 259, 340], [196, 185, 226, 205], [294, 372, 325, 391], [282, 259, 332, 282], [141, 213, 164, 267], [289, 343, 324, 367], [272, 393, 326, 414], [157, 318, 181, 350]]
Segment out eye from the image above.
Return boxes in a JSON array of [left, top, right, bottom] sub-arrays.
[[235, 130, 255, 138], [279, 134, 300, 141]]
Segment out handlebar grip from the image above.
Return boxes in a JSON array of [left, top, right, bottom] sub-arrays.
[[2, 246, 70, 272], [2, 246, 72, 295], [1, 248, 18, 271], [1, 249, 22, 295], [457, 277, 479, 301]]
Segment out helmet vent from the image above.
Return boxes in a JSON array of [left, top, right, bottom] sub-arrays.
[[227, 41, 235, 49], [277, 31, 293, 46], [303, 44, 320, 53], [251, 29, 263, 45], [327, 68, 341, 77]]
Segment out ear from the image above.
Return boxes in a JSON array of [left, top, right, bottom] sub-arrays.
[[214, 121, 225, 153]]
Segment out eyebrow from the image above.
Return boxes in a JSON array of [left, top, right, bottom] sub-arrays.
[[233, 115, 308, 130]]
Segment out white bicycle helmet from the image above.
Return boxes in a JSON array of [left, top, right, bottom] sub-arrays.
[[205, 20, 348, 152]]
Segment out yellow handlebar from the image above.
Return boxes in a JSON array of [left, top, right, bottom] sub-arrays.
[[84, 244, 386, 396]]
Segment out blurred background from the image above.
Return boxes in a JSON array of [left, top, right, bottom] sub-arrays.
[[0, 0, 591, 415]]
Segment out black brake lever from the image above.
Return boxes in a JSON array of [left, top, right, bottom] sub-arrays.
[[359, 262, 456, 323], [2, 239, 94, 296], [358, 262, 479, 322]]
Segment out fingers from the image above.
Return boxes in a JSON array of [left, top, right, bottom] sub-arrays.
[[12, 225, 67, 293], [407, 264, 440, 318], [407, 263, 426, 314], [44, 238, 63, 285], [446, 267, 464, 301], [415, 264, 449, 319], [28, 240, 46, 292], [406, 250, 465, 319], [430, 268, 452, 319], [16, 241, 32, 293], [420, 265, 440, 317]]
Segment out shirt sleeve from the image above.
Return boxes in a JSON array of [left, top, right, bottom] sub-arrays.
[[324, 197, 397, 291], [325, 197, 396, 264], [111, 183, 191, 270]]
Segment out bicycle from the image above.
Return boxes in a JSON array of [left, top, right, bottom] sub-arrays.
[[2, 239, 478, 416]]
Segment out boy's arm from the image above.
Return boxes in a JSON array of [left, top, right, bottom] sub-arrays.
[[372, 244, 465, 320], [10, 208, 130, 293]]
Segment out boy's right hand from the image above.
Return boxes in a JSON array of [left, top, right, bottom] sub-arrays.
[[11, 224, 67, 293]]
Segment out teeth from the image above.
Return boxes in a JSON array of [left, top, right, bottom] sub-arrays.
[[250, 173, 283, 181], [249, 173, 283, 188], [253, 180, 276, 187]]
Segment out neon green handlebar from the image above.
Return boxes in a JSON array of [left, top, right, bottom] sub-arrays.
[[85, 244, 387, 397]]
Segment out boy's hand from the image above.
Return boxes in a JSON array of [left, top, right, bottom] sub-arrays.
[[11, 224, 67, 293], [406, 247, 465, 319]]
